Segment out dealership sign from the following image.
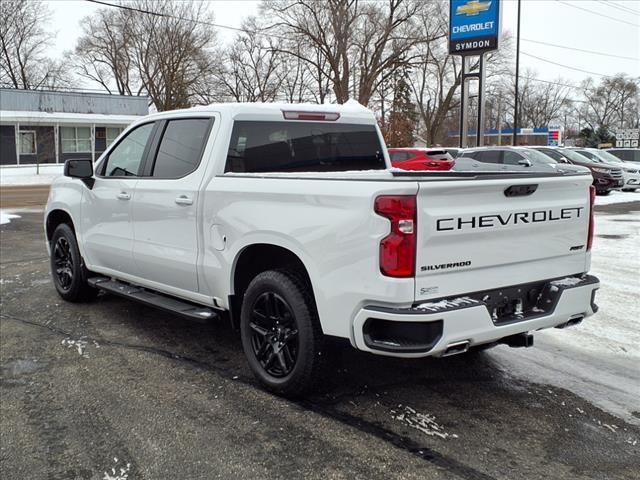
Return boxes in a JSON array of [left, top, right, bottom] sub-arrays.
[[449, 0, 501, 55], [612, 128, 639, 148]]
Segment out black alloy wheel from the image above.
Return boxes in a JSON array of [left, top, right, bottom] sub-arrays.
[[249, 292, 299, 377], [53, 237, 74, 291], [49, 223, 98, 302], [240, 269, 326, 396]]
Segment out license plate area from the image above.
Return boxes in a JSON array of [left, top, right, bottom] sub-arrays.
[[413, 276, 592, 326]]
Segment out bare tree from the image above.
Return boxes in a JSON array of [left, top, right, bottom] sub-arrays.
[[215, 17, 284, 102], [0, 0, 69, 89], [72, 8, 138, 95], [127, 0, 219, 110], [406, 1, 464, 145], [580, 74, 639, 130], [264, 0, 422, 106]]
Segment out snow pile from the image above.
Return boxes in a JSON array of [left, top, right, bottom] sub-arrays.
[[391, 405, 457, 439], [595, 190, 640, 206], [103, 457, 131, 480], [1, 165, 63, 186], [550, 276, 585, 287], [415, 296, 478, 312], [0, 211, 21, 225], [544, 212, 640, 359], [61, 338, 90, 358]]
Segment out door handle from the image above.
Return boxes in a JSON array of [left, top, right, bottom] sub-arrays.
[[117, 192, 131, 200], [175, 195, 193, 206]]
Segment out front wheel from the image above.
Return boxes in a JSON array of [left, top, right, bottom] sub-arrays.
[[50, 224, 98, 302], [240, 270, 325, 396]]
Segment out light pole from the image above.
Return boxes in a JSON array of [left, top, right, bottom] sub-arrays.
[[513, 0, 521, 146]]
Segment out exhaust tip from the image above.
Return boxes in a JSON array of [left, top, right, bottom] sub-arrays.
[[442, 340, 470, 357], [556, 315, 585, 329]]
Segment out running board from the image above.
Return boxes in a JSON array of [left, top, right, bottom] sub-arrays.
[[88, 277, 218, 323]]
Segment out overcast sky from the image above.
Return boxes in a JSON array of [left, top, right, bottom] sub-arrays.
[[46, 0, 639, 88]]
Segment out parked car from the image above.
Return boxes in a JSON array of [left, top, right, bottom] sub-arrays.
[[461, 146, 578, 169], [388, 147, 455, 171], [444, 147, 462, 159], [530, 147, 625, 195], [45, 102, 599, 395], [606, 148, 640, 164], [573, 148, 639, 192]]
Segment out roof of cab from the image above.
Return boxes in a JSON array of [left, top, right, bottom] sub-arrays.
[[142, 99, 375, 122]]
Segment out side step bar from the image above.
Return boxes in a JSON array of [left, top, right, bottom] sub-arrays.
[[88, 277, 218, 323]]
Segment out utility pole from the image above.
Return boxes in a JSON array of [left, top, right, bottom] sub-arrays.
[[513, 0, 521, 146]]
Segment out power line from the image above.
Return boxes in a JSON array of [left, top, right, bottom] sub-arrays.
[[601, 0, 639, 15], [555, 0, 640, 28], [84, 0, 290, 40], [522, 38, 638, 61], [521, 51, 613, 78]]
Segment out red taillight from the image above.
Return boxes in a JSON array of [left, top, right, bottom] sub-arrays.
[[282, 111, 340, 121], [587, 185, 595, 251], [374, 195, 417, 277]]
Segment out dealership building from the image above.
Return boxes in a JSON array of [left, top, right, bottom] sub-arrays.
[[0, 88, 148, 170]]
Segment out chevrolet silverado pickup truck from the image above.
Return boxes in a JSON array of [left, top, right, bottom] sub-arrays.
[[45, 102, 600, 395]]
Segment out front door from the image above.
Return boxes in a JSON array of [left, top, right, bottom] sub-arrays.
[[131, 117, 213, 293], [82, 122, 156, 276]]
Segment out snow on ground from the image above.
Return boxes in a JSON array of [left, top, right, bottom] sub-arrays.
[[0, 211, 21, 225], [1, 165, 63, 186], [594, 189, 640, 205], [542, 211, 640, 360]]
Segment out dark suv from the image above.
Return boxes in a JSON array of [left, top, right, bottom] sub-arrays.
[[531, 147, 624, 195]]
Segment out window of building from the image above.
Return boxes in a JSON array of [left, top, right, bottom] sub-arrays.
[[61, 126, 92, 153], [106, 127, 123, 148], [19, 131, 37, 154]]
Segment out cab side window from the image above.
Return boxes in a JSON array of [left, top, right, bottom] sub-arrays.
[[151, 118, 212, 178], [503, 151, 524, 165], [103, 123, 154, 177], [475, 150, 502, 164]]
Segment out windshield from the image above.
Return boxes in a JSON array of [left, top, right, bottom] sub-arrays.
[[590, 149, 624, 164], [520, 149, 557, 164], [560, 149, 598, 163]]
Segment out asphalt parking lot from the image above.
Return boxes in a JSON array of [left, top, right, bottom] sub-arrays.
[[1, 203, 639, 480]]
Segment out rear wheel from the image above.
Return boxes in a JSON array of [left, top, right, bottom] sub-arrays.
[[50, 224, 98, 302], [240, 270, 325, 396], [595, 189, 610, 196]]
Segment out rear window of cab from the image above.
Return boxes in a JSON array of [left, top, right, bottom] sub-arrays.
[[225, 121, 386, 173]]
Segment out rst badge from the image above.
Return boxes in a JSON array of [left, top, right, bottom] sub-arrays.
[[449, 0, 501, 55]]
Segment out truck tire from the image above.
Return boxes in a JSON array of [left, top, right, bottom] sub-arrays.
[[50, 224, 98, 302], [240, 269, 325, 396]]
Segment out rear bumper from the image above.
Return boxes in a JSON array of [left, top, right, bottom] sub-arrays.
[[352, 274, 599, 358]]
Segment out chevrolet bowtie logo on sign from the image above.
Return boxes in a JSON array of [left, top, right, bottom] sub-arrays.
[[456, 0, 492, 16], [449, 0, 501, 55]]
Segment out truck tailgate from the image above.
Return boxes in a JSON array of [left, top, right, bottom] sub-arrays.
[[414, 174, 593, 302]]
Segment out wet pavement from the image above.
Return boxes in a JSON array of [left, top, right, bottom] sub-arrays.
[[1, 206, 639, 480]]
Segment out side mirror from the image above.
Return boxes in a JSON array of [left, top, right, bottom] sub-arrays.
[[64, 159, 94, 188], [517, 159, 532, 167]]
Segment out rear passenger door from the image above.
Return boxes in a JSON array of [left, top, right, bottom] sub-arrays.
[[131, 117, 214, 293]]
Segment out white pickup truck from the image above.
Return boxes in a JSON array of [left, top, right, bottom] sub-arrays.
[[45, 102, 600, 395]]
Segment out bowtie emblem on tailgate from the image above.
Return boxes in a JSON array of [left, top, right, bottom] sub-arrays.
[[504, 184, 538, 197]]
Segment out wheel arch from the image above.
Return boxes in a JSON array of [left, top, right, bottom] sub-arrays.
[[229, 243, 316, 329], [46, 209, 75, 243]]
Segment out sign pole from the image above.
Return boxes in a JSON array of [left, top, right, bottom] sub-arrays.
[[477, 53, 486, 147], [513, 0, 521, 146], [449, 0, 501, 148]]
